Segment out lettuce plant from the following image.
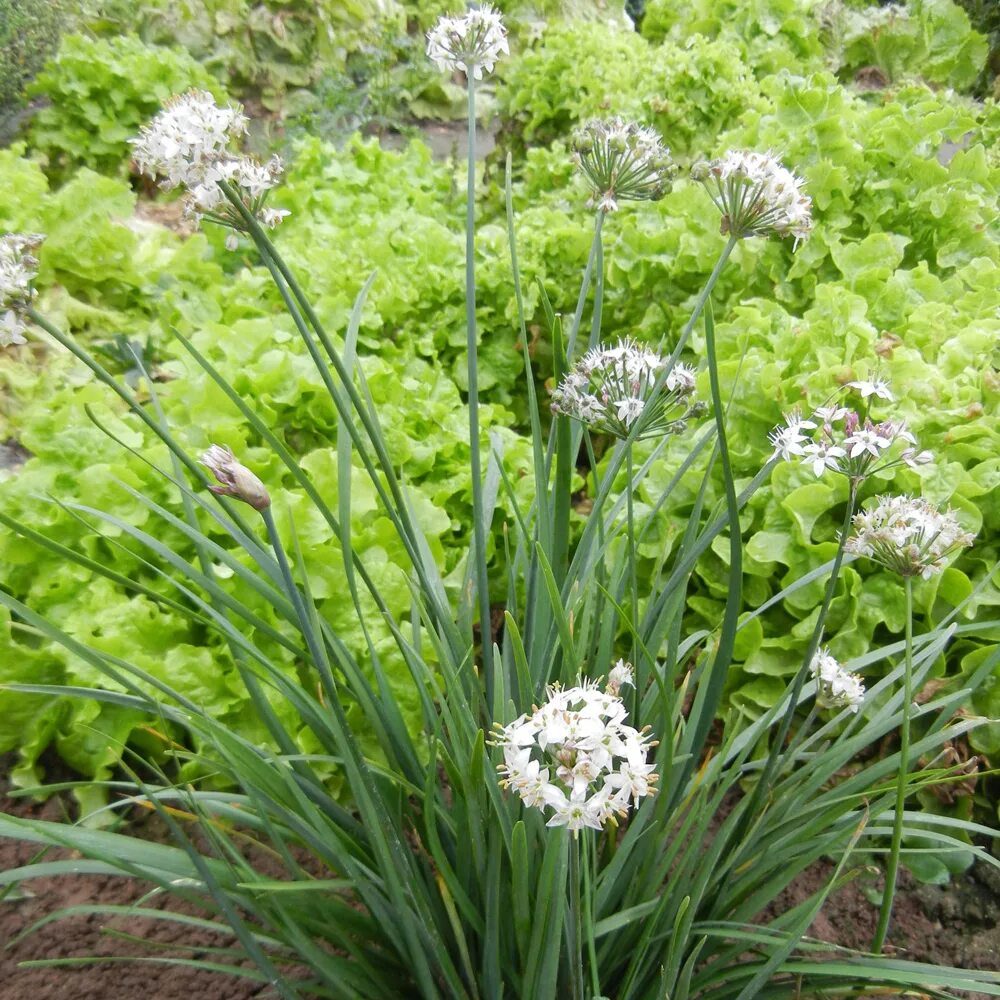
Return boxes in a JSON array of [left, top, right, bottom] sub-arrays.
[[26, 33, 222, 180], [2, 15, 999, 996]]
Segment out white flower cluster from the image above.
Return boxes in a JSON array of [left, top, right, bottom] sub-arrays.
[[426, 4, 508, 80], [692, 150, 812, 245], [768, 380, 932, 484], [571, 118, 675, 212], [131, 90, 289, 242], [494, 675, 657, 833], [810, 648, 865, 713], [845, 495, 975, 579], [551, 338, 700, 440], [0, 233, 43, 347]]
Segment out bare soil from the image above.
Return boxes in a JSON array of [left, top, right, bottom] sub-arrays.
[[2, 753, 998, 999]]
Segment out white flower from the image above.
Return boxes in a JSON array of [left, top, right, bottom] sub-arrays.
[[493, 678, 657, 834], [768, 409, 817, 461], [551, 338, 701, 440], [802, 441, 847, 477], [572, 118, 675, 212], [810, 648, 865, 713], [199, 444, 271, 511], [426, 4, 508, 80], [0, 233, 42, 346], [0, 308, 28, 347], [814, 404, 849, 423], [606, 659, 634, 696], [847, 377, 894, 401], [132, 91, 288, 240], [693, 150, 812, 246], [844, 495, 975, 579]]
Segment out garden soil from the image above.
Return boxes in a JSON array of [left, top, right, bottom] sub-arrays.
[[2, 753, 998, 999]]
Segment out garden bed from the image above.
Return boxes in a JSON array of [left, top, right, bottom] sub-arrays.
[[3, 754, 998, 999]]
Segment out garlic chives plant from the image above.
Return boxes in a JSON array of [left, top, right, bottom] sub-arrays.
[[427, 5, 509, 688], [4, 72, 1000, 1000]]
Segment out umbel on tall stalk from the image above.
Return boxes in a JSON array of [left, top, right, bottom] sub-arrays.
[[0, 7, 999, 999]]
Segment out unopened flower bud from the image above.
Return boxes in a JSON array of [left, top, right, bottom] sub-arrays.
[[199, 444, 271, 511]]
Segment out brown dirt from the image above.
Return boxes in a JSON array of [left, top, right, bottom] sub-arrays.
[[3, 753, 999, 998], [0, 755, 263, 1000], [772, 860, 1000, 999]]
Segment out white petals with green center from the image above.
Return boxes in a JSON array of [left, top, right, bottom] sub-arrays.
[[131, 90, 288, 241], [693, 149, 812, 245], [0, 233, 43, 347], [426, 4, 509, 80], [810, 648, 865, 713], [572, 118, 675, 212], [551, 338, 700, 440], [844, 495, 975, 579], [493, 680, 657, 833]]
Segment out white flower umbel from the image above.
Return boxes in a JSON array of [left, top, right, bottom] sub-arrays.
[[199, 444, 271, 511], [692, 150, 812, 246], [131, 91, 288, 242], [845, 495, 975, 579], [0, 233, 43, 347], [810, 648, 865, 713], [571, 118, 675, 213], [768, 381, 932, 485], [494, 680, 657, 834], [551, 338, 701, 440], [426, 4, 508, 80]]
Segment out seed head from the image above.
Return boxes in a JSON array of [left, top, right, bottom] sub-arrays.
[[571, 118, 675, 213]]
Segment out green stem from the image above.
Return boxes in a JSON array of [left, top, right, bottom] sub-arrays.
[[565, 237, 738, 606], [663, 234, 738, 365], [27, 308, 258, 541], [682, 298, 741, 767], [583, 831, 601, 998], [465, 72, 494, 690], [570, 833, 585, 1000], [873, 575, 914, 953], [565, 210, 606, 363], [214, 182, 464, 662], [626, 445, 640, 719], [260, 507, 338, 711]]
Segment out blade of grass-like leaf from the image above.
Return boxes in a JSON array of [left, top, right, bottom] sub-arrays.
[[510, 820, 532, 965], [680, 300, 742, 780], [534, 540, 579, 674], [26, 308, 259, 543], [524, 828, 570, 1000]]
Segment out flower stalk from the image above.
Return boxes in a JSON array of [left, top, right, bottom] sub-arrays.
[[873, 575, 914, 953]]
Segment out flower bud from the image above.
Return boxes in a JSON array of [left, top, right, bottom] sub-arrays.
[[199, 444, 271, 511]]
